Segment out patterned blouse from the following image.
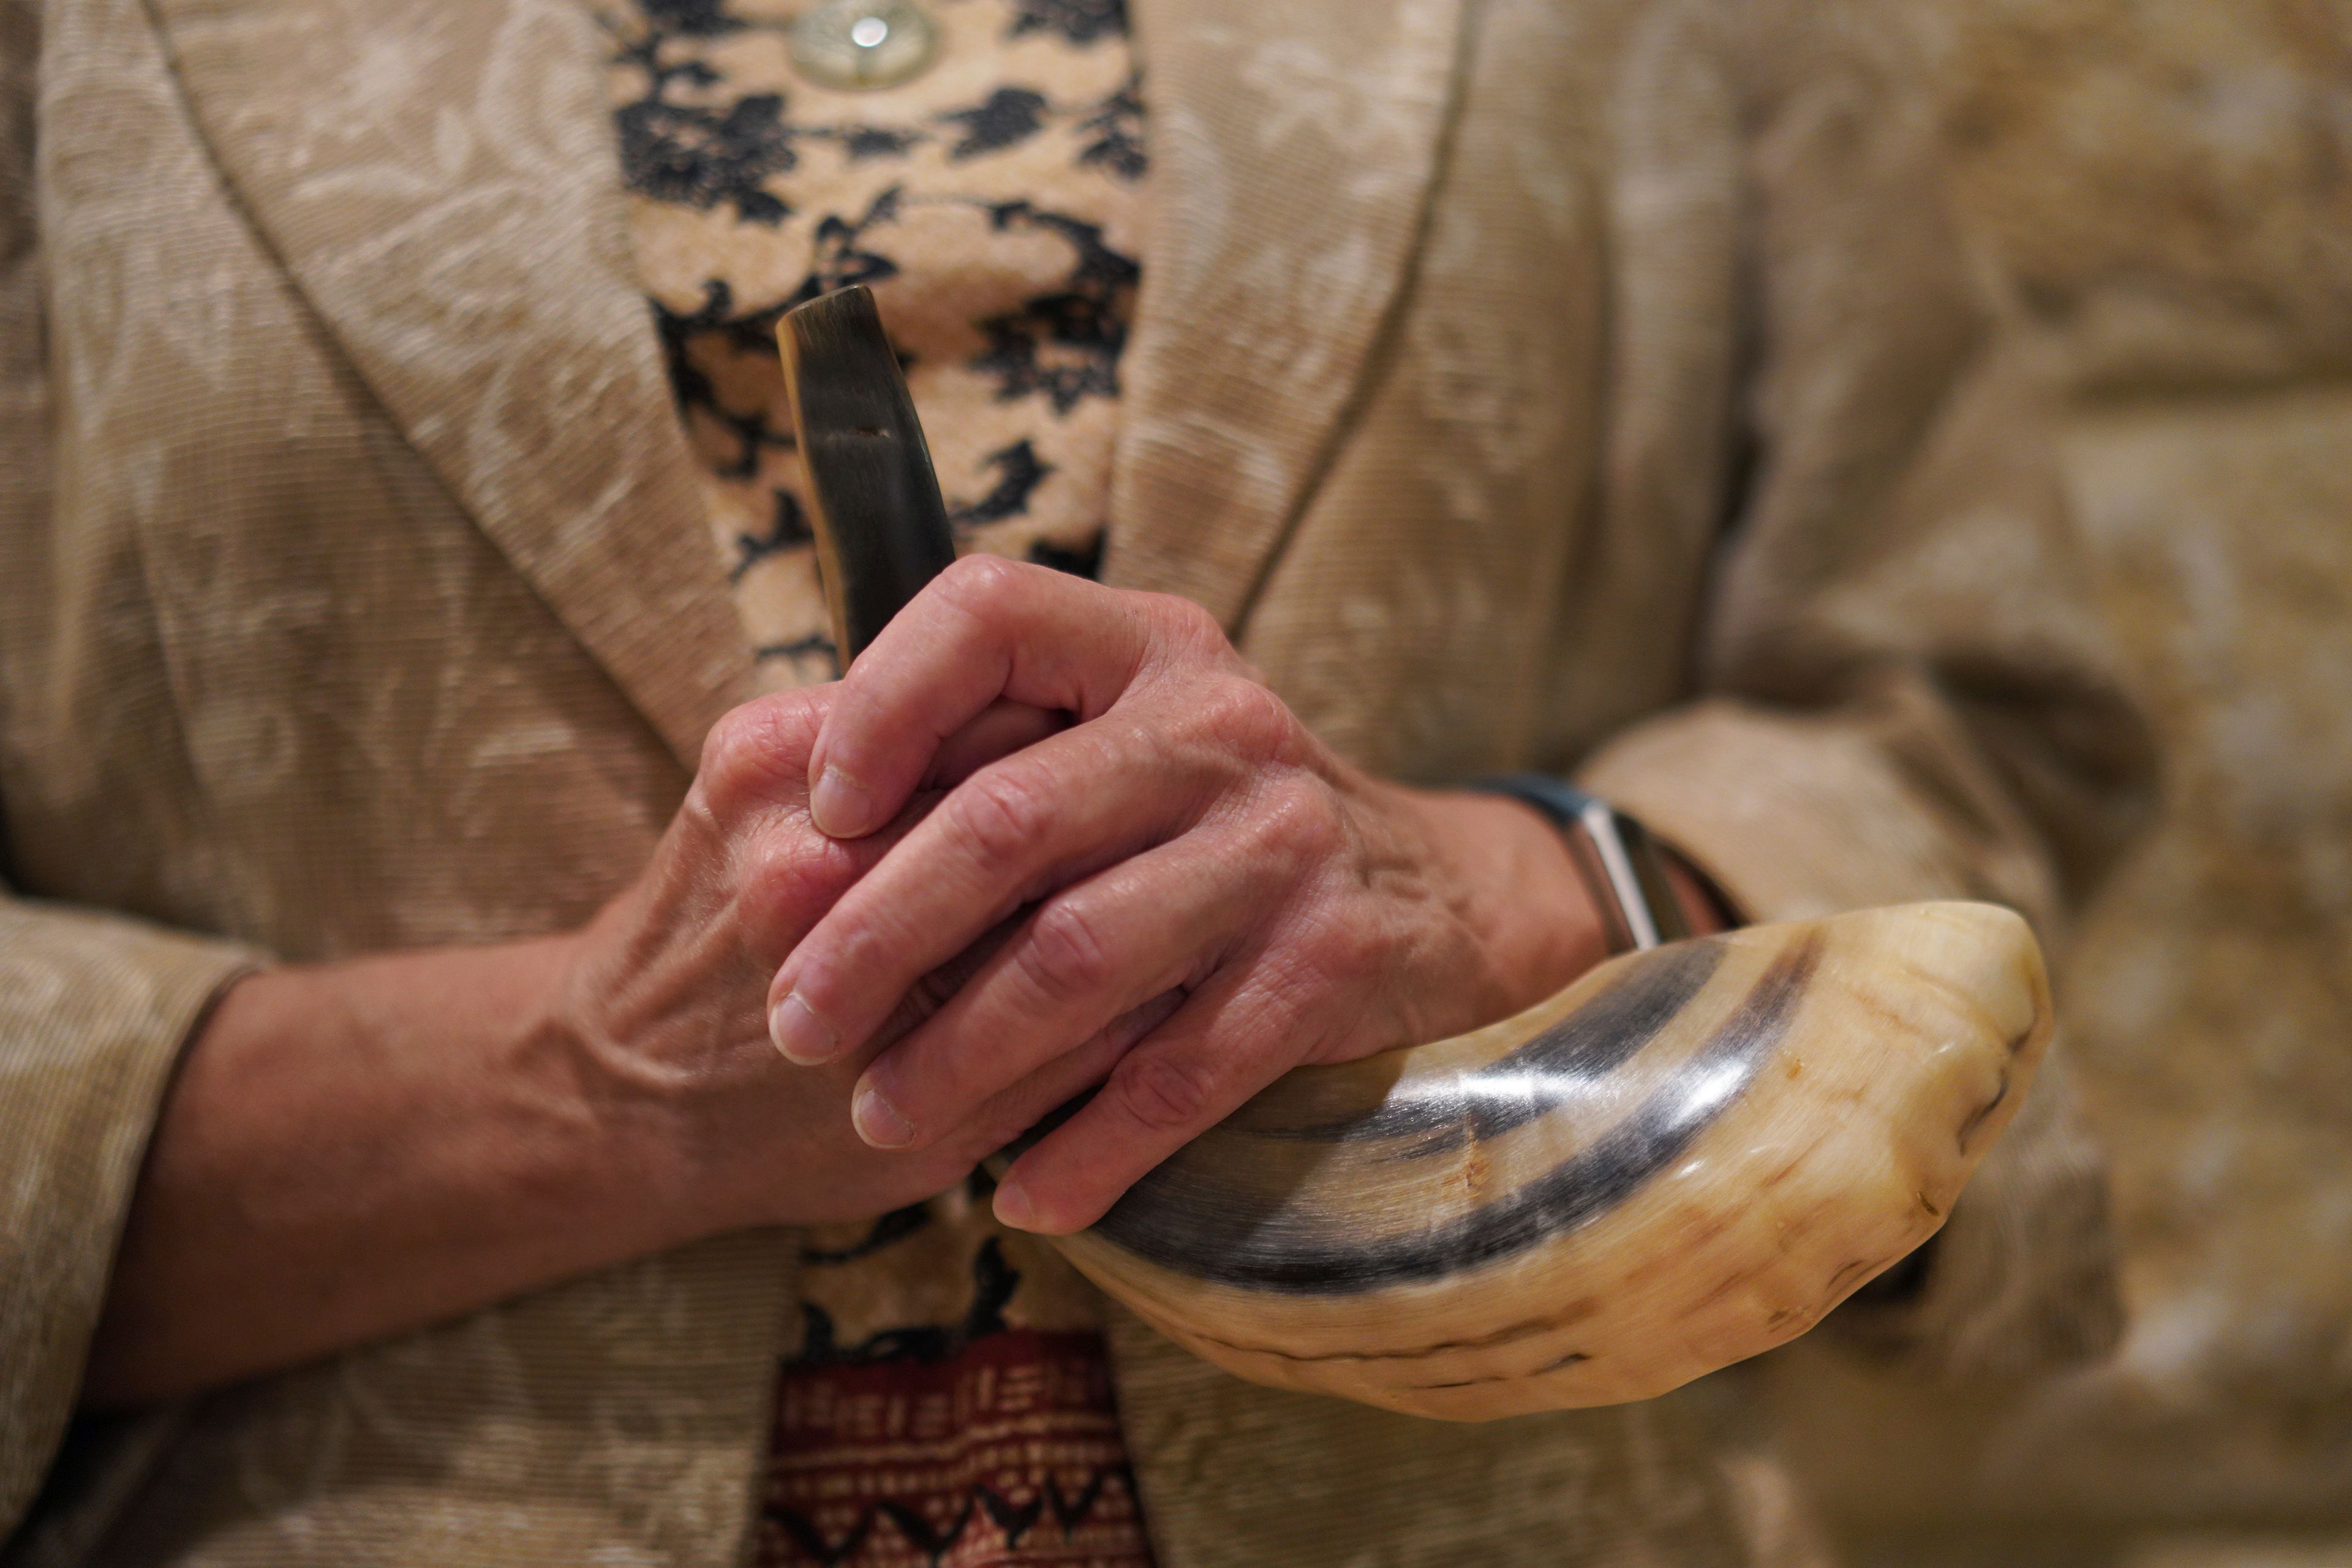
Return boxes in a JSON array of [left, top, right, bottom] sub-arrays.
[[601, 1, 1154, 1565]]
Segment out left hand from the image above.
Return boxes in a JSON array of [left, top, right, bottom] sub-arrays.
[[766, 557, 1613, 1234]]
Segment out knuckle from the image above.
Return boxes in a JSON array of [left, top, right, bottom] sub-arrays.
[[1300, 916, 1381, 992], [1148, 592, 1225, 652], [948, 764, 1055, 862], [697, 694, 820, 814], [1251, 775, 1348, 865], [1016, 899, 1116, 1005], [1109, 1049, 1219, 1136], [696, 709, 769, 806], [1196, 675, 1298, 760], [935, 552, 1027, 614], [739, 829, 845, 942]]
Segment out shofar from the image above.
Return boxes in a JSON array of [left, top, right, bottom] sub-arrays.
[[779, 287, 2052, 1422], [1041, 901, 2046, 1419]]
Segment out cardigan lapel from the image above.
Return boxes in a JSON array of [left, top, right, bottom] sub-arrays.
[[1108, 0, 1474, 630], [142, 0, 1476, 726], [140, 0, 750, 768]]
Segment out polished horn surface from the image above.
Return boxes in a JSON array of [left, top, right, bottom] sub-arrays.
[[1047, 901, 2048, 1418], [779, 285, 957, 664]]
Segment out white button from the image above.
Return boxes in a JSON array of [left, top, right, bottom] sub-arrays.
[[791, 0, 938, 91]]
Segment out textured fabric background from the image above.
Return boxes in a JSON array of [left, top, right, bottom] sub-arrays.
[[1747, 2, 2352, 1562]]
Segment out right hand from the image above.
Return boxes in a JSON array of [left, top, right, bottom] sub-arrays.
[[91, 682, 1093, 1407], [553, 684, 1132, 1231]]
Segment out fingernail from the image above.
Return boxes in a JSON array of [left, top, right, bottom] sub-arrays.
[[992, 1178, 1038, 1231], [853, 1084, 915, 1148], [769, 993, 838, 1065], [809, 766, 873, 838]]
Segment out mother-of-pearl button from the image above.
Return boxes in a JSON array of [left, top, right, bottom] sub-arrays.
[[789, 0, 940, 91]]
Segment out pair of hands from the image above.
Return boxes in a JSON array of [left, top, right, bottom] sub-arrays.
[[557, 557, 1615, 1237]]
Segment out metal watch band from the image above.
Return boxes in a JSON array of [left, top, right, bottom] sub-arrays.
[[1467, 774, 1691, 954]]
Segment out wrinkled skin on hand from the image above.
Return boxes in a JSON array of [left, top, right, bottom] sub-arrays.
[[552, 682, 1130, 1230], [766, 557, 1602, 1235]]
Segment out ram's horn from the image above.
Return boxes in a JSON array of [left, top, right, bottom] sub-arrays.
[[778, 282, 957, 663], [779, 288, 2052, 1421], [1043, 900, 2048, 1419]]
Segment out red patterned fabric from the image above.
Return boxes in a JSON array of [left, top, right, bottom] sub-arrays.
[[759, 1329, 1154, 1568]]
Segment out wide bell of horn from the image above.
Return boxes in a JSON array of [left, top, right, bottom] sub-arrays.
[[1043, 902, 2049, 1419]]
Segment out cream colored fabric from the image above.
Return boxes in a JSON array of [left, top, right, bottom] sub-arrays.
[[1104, 1311, 1767, 1568], [0, 0, 2150, 1564], [0, 909, 254, 1541]]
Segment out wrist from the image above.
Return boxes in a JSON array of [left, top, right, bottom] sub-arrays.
[[92, 931, 728, 1404], [1460, 775, 1739, 954], [1400, 785, 1616, 1025], [541, 906, 788, 1238], [477, 931, 725, 1242]]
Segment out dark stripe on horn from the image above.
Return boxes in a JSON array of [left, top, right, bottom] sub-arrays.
[[1259, 940, 1725, 1156], [1090, 933, 1824, 1295]]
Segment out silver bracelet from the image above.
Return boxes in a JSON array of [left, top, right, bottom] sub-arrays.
[[1468, 774, 1692, 954]]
